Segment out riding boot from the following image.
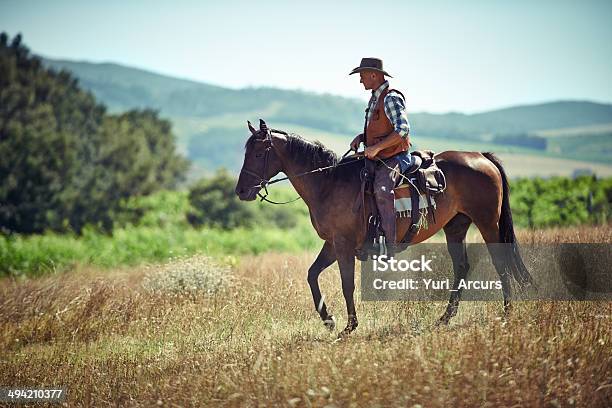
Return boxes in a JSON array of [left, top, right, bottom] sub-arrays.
[[377, 196, 397, 259]]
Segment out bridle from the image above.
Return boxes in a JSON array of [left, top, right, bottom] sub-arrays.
[[240, 128, 299, 204], [240, 127, 363, 205]]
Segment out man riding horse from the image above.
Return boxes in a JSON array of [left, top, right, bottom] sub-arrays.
[[236, 59, 533, 337], [349, 57, 412, 258]]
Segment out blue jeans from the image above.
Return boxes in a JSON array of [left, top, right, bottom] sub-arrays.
[[395, 151, 413, 174]]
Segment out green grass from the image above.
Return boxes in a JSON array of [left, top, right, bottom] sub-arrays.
[[0, 223, 322, 278], [0, 188, 321, 278]]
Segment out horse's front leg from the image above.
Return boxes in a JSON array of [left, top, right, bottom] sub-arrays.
[[335, 240, 359, 338], [307, 241, 337, 330]]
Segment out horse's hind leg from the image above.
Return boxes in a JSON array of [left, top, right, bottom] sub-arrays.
[[439, 213, 472, 325], [335, 240, 358, 338], [474, 219, 513, 314], [307, 241, 337, 330]]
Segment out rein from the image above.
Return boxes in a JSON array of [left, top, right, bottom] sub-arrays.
[[241, 129, 364, 205], [375, 156, 421, 192]]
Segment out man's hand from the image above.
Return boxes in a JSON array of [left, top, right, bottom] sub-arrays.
[[364, 145, 381, 159], [364, 132, 405, 159], [350, 133, 364, 152]]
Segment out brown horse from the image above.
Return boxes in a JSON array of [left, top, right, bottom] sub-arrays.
[[235, 119, 532, 337]]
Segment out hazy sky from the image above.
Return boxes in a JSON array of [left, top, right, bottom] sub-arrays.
[[2, 0, 611, 113]]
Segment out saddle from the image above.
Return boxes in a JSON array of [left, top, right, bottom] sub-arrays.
[[395, 150, 446, 242], [354, 150, 447, 254], [397, 150, 446, 194]]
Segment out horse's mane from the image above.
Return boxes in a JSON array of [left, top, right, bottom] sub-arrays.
[[245, 131, 361, 182], [285, 133, 338, 169]]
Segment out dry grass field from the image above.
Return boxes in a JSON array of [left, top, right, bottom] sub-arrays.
[[1, 226, 611, 407]]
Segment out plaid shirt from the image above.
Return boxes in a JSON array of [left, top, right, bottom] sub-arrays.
[[366, 81, 410, 139]]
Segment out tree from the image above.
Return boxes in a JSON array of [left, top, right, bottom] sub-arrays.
[[0, 33, 189, 234]]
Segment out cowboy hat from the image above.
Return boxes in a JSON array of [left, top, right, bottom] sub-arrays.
[[349, 57, 393, 77]]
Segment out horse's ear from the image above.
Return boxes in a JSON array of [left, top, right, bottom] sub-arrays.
[[259, 119, 268, 131], [247, 120, 256, 134]]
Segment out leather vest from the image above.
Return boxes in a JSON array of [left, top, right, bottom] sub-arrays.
[[364, 87, 410, 159]]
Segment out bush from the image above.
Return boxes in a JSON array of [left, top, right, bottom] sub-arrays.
[[187, 169, 255, 229], [142, 255, 231, 295], [187, 169, 300, 230], [510, 175, 611, 228]]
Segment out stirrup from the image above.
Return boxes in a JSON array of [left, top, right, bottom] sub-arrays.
[[378, 235, 387, 257]]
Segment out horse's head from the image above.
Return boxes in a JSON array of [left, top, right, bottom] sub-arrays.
[[235, 119, 285, 201]]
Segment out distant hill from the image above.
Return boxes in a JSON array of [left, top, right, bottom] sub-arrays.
[[42, 59, 228, 113], [41, 58, 612, 177], [43, 58, 364, 134], [414, 101, 612, 139], [43, 58, 612, 139]]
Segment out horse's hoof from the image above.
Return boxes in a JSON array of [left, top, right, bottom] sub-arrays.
[[337, 328, 351, 339], [502, 303, 513, 322], [337, 316, 358, 339], [503, 303, 513, 315], [337, 325, 356, 339], [435, 315, 451, 327], [323, 315, 336, 331]]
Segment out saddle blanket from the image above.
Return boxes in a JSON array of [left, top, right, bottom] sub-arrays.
[[394, 185, 435, 216]]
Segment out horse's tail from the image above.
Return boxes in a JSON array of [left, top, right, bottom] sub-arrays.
[[482, 152, 534, 287]]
